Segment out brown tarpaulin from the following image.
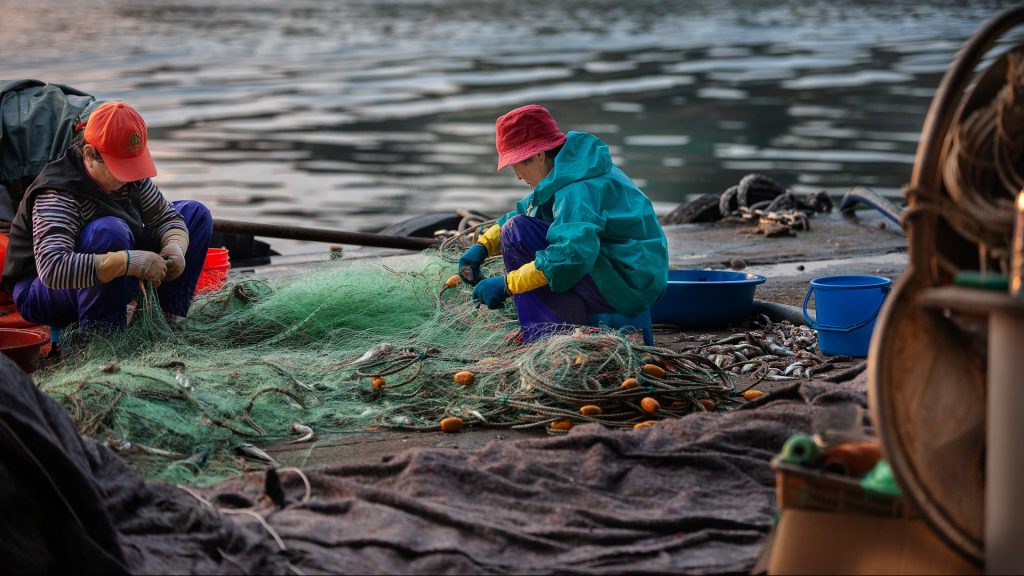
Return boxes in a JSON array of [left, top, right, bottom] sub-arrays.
[[0, 353, 868, 574]]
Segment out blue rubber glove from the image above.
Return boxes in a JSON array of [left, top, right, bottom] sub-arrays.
[[458, 243, 488, 285], [472, 276, 510, 309]]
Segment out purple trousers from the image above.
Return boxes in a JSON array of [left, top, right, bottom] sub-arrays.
[[14, 200, 213, 332], [501, 215, 614, 342]]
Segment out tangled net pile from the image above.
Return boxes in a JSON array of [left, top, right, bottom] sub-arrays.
[[36, 250, 739, 485]]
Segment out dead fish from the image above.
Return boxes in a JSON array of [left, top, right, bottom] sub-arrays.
[[175, 367, 192, 390], [235, 443, 278, 465], [805, 361, 834, 378], [108, 438, 185, 459], [354, 342, 394, 364], [714, 334, 746, 345], [288, 423, 315, 444], [178, 449, 210, 471], [460, 406, 487, 423], [766, 342, 795, 357], [783, 362, 805, 376]]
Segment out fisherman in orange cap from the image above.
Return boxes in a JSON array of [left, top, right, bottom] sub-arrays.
[[2, 101, 212, 333]]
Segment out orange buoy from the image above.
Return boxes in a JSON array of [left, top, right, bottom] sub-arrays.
[[550, 419, 573, 431], [620, 377, 639, 389], [634, 420, 657, 430], [440, 416, 463, 433], [453, 370, 475, 386], [640, 397, 660, 414], [642, 363, 666, 378], [579, 405, 603, 416], [699, 398, 716, 411], [371, 376, 385, 390], [743, 389, 764, 401]]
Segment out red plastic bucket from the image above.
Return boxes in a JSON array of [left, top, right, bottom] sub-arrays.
[[196, 263, 230, 294], [204, 247, 230, 267], [0, 328, 49, 373]]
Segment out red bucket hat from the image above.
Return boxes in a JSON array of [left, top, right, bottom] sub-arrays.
[[495, 104, 567, 171], [83, 102, 157, 182]]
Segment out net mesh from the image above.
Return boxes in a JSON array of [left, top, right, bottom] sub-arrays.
[[35, 250, 737, 485]]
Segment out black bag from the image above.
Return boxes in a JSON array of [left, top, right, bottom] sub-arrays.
[[0, 79, 96, 209]]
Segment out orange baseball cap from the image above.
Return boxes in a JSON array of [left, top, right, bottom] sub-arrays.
[[83, 102, 157, 182]]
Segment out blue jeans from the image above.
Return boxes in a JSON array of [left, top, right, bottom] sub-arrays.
[[13, 200, 213, 332], [500, 215, 614, 342]]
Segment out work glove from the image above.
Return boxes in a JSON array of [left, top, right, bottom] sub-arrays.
[[94, 250, 167, 286], [126, 250, 167, 284], [160, 243, 186, 282], [458, 243, 488, 285], [472, 276, 510, 310]]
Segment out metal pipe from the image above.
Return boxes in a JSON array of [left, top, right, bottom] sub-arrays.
[[212, 218, 440, 251], [987, 310, 1024, 575]]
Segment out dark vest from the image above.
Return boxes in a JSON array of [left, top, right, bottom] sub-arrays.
[[2, 147, 146, 291]]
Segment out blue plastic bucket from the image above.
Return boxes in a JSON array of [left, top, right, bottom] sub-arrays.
[[802, 275, 892, 357]]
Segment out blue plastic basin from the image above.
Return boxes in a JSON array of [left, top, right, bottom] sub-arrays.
[[651, 269, 767, 328]]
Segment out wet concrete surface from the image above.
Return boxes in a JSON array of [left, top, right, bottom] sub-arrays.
[[262, 210, 901, 469]]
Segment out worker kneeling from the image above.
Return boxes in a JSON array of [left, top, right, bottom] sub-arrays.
[[2, 102, 212, 332], [460, 104, 668, 342]]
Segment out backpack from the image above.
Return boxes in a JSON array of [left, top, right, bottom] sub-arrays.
[[0, 80, 96, 213]]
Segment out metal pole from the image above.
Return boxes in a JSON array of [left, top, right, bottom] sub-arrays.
[[987, 311, 1024, 575], [212, 218, 440, 251]]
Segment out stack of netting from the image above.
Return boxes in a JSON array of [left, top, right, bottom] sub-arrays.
[[36, 252, 737, 485]]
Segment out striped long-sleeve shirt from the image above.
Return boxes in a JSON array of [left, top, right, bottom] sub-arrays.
[[32, 179, 187, 289]]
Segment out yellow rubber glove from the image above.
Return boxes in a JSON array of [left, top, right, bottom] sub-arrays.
[[505, 261, 548, 295], [477, 224, 502, 256]]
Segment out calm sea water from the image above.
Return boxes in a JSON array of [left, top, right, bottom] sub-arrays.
[[1, 0, 1020, 253]]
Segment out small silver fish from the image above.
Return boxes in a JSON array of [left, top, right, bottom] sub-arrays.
[[178, 449, 210, 470], [354, 342, 394, 364], [288, 423, 315, 444], [460, 406, 487, 423], [175, 367, 192, 390], [108, 438, 185, 459], [783, 362, 805, 376], [766, 343, 795, 357], [235, 443, 278, 465]]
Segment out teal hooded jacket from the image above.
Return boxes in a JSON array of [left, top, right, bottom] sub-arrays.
[[497, 131, 668, 316]]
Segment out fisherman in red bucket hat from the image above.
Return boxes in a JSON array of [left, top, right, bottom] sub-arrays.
[[458, 104, 668, 342], [2, 101, 213, 334]]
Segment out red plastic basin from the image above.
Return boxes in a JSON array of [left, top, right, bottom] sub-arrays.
[[0, 328, 49, 373], [0, 304, 36, 328]]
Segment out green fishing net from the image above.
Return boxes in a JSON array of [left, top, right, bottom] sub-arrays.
[[35, 250, 737, 485]]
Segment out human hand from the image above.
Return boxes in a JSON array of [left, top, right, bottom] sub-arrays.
[[472, 276, 510, 309], [126, 250, 167, 284], [457, 243, 488, 285], [160, 243, 186, 281]]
